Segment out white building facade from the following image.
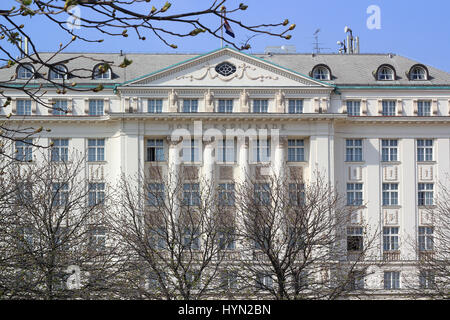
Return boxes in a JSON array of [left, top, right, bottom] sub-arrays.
[[2, 47, 449, 298]]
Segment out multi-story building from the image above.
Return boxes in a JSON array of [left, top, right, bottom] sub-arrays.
[[1, 47, 449, 298]]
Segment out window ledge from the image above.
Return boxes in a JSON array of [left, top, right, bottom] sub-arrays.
[[418, 205, 436, 209], [87, 161, 107, 164], [345, 161, 365, 165], [380, 161, 401, 165], [382, 205, 402, 209], [417, 161, 436, 165], [145, 161, 167, 164]]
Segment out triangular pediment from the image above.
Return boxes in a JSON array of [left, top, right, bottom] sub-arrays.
[[119, 47, 333, 88]]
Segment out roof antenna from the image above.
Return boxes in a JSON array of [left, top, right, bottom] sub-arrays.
[[312, 29, 329, 54], [342, 26, 360, 54]]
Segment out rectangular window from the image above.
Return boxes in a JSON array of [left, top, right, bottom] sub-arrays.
[[383, 227, 399, 251], [182, 99, 198, 113], [89, 99, 104, 116], [15, 139, 33, 161], [16, 100, 32, 115], [89, 227, 106, 251], [148, 227, 167, 250], [417, 101, 431, 117], [16, 182, 33, 205], [51, 139, 69, 162], [252, 138, 271, 162], [418, 226, 434, 251], [52, 100, 68, 116], [419, 270, 435, 289], [346, 101, 361, 116], [382, 101, 396, 116], [221, 271, 238, 290], [88, 183, 105, 206], [183, 227, 200, 250], [147, 183, 165, 206], [148, 271, 166, 289], [254, 183, 270, 205], [381, 140, 398, 162], [384, 271, 400, 290], [186, 270, 201, 289], [382, 183, 399, 206], [218, 99, 233, 113], [256, 273, 273, 290], [88, 139, 105, 162], [217, 139, 235, 163], [218, 229, 236, 250], [417, 139, 433, 162], [147, 99, 163, 113], [289, 183, 305, 206], [183, 183, 200, 206], [146, 139, 164, 162], [52, 183, 69, 207], [218, 183, 235, 206], [418, 183, 434, 206], [253, 99, 268, 113], [345, 139, 363, 162], [182, 139, 200, 162], [288, 139, 305, 162], [347, 183, 363, 206], [347, 271, 365, 290], [288, 99, 303, 114], [347, 227, 364, 251]]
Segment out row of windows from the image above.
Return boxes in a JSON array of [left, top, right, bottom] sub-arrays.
[[346, 139, 434, 162], [16, 64, 111, 80], [347, 100, 433, 116], [346, 182, 434, 206]]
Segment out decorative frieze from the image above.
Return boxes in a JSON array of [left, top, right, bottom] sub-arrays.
[[383, 209, 399, 225], [383, 165, 399, 181], [418, 165, 434, 181], [348, 166, 363, 181]]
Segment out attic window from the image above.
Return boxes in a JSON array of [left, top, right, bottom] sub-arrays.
[[377, 66, 395, 81], [215, 62, 236, 76], [312, 65, 331, 80], [410, 65, 428, 81]]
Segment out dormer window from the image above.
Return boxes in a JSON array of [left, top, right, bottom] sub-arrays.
[[49, 64, 68, 80], [409, 65, 428, 81], [312, 65, 331, 80], [377, 65, 395, 81], [93, 64, 111, 80], [17, 64, 34, 80]]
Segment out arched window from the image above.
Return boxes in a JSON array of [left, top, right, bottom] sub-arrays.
[[312, 65, 331, 80], [93, 64, 111, 80], [17, 64, 34, 79], [377, 66, 395, 81], [409, 65, 428, 81], [49, 64, 68, 80]]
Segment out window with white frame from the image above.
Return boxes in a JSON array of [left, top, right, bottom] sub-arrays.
[[345, 139, 363, 162], [182, 227, 200, 250], [182, 99, 198, 113], [253, 99, 268, 113], [383, 227, 399, 251], [89, 99, 104, 116], [147, 183, 165, 206], [148, 271, 166, 289], [88, 183, 105, 206], [16, 100, 32, 115], [147, 99, 163, 113], [218, 183, 235, 206], [89, 227, 106, 251], [218, 99, 233, 113], [411, 66, 427, 81], [252, 138, 271, 162], [288, 99, 303, 114], [384, 271, 400, 290], [17, 64, 34, 79], [346, 101, 361, 116], [312, 66, 330, 80], [49, 64, 67, 80], [418, 183, 434, 206], [52, 183, 69, 207], [347, 227, 364, 251], [288, 139, 305, 162], [418, 226, 434, 251], [93, 64, 111, 79], [381, 139, 398, 162], [51, 139, 69, 162], [417, 101, 431, 116], [183, 183, 200, 206], [221, 271, 238, 290], [182, 139, 200, 162], [254, 183, 270, 205], [346, 183, 363, 206], [52, 100, 68, 115], [382, 100, 396, 116], [417, 139, 433, 161], [146, 139, 164, 162], [148, 227, 167, 250], [15, 139, 33, 161], [377, 66, 394, 81], [382, 183, 399, 206], [218, 228, 236, 250], [217, 139, 235, 163], [87, 139, 105, 162], [256, 273, 273, 290], [16, 182, 33, 205], [419, 270, 435, 289], [288, 183, 305, 206], [18, 226, 34, 249]]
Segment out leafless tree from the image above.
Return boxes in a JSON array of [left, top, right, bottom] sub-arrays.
[[109, 166, 236, 299], [233, 171, 379, 300], [0, 149, 124, 299]]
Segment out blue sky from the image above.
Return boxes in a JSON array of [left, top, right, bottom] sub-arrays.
[[3, 0, 450, 72]]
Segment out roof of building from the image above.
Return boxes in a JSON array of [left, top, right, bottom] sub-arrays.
[[1, 48, 449, 87]]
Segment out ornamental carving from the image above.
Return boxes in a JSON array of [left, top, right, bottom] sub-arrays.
[[176, 63, 280, 82]]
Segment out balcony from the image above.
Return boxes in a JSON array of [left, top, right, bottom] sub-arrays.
[[419, 250, 434, 261], [383, 251, 400, 261]]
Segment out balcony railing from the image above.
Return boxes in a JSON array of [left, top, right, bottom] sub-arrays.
[[383, 251, 400, 261]]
